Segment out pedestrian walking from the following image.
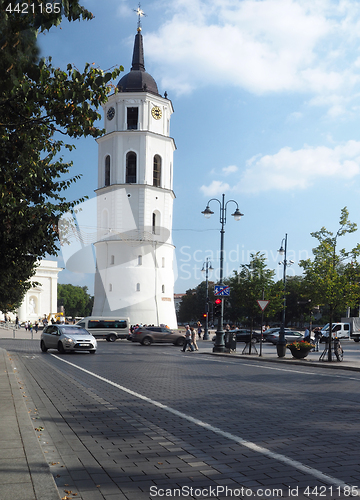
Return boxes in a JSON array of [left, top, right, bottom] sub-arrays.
[[197, 321, 202, 339], [191, 327, 198, 351], [314, 327, 321, 352], [181, 325, 194, 352], [304, 326, 310, 341]]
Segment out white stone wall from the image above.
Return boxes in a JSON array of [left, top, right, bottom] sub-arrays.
[[16, 260, 61, 323], [93, 90, 178, 329]]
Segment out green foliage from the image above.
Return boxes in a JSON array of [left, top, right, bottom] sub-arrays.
[[0, 0, 123, 312], [58, 284, 93, 318], [225, 252, 283, 325], [177, 281, 215, 324], [300, 207, 360, 323]]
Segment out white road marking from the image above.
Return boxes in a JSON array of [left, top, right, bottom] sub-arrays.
[[51, 354, 359, 494]]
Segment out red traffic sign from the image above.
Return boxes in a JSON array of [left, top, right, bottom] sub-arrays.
[[257, 300, 269, 311]]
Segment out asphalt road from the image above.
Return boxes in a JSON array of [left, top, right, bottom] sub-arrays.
[[1, 337, 360, 500]]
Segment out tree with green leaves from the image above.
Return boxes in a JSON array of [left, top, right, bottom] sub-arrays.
[[226, 252, 283, 328], [58, 284, 93, 318], [300, 207, 360, 361], [0, 0, 123, 312], [177, 281, 215, 324]]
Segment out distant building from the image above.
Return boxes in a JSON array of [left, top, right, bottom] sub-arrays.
[[174, 293, 186, 314], [16, 260, 61, 323]]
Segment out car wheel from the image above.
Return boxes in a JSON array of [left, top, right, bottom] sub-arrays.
[[141, 336, 152, 346], [354, 339, 360, 342], [57, 342, 65, 354], [175, 337, 185, 346], [89, 350, 96, 354], [107, 334, 117, 342], [40, 340, 48, 353]]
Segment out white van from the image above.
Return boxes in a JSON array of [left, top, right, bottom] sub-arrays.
[[320, 323, 351, 340], [76, 317, 130, 342]]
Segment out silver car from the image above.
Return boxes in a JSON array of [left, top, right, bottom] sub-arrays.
[[131, 326, 185, 346], [40, 324, 97, 354], [266, 331, 304, 345]]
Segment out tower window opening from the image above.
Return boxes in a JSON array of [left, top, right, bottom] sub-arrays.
[[162, 257, 165, 268], [105, 155, 110, 186], [153, 155, 161, 187], [136, 283, 140, 291], [162, 285, 165, 293], [110, 255, 115, 265], [109, 283, 112, 292], [126, 152, 137, 183], [138, 255, 142, 266], [152, 211, 160, 235], [127, 107, 138, 130]]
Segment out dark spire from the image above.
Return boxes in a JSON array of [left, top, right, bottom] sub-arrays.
[[131, 29, 145, 72], [117, 27, 159, 95]]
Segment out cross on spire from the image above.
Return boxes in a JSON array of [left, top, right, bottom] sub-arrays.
[[134, 3, 146, 31]]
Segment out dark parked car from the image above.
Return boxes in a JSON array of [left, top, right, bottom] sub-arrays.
[[130, 326, 185, 346], [212, 329, 262, 343]]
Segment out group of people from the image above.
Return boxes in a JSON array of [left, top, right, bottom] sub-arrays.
[[24, 320, 39, 333], [304, 326, 322, 351], [181, 323, 202, 352]]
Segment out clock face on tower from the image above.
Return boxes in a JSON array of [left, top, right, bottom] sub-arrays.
[[151, 106, 162, 120], [107, 107, 115, 121]]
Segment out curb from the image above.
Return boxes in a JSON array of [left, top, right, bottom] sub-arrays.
[[200, 350, 360, 372]]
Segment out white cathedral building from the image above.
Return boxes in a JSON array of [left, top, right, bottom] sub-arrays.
[[92, 26, 178, 329]]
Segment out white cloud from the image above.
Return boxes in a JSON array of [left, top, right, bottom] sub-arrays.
[[222, 165, 238, 175], [237, 140, 360, 193], [200, 180, 230, 196], [146, 0, 360, 107]]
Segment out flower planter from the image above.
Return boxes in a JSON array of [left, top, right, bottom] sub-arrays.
[[287, 345, 312, 359]]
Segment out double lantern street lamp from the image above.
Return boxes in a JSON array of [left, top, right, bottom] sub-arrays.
[[277, 233, 294, 357], [201, 194, 243, 353]]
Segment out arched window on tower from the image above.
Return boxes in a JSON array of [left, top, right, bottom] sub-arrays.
[[152, 211, 160, 235], [105, 155, 110, 186], [152, 212, 156, 234], [126, 152, 137, 183], [153, 155, 161, 187]]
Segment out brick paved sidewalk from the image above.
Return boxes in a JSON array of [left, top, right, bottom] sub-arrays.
[[0, 347, 60, 500]]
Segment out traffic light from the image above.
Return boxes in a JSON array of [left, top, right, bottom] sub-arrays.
[[202, 313, 207, 319], [214, 298, 222, 317]]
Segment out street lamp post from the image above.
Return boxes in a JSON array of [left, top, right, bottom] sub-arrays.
[[277, 234, 294, 357], [202, 193, 243, 353], [201, 258, 213, 340]]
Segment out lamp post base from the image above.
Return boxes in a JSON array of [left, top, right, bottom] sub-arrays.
[[277, 343, 287, 358], [212, 331, 225, 353]]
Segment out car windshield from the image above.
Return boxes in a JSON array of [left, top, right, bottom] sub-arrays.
[[60, 327, 90, 335]]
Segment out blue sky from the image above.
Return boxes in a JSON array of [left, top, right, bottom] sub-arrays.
[[38, 0, 360, 295]]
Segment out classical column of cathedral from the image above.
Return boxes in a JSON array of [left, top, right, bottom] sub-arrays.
[[92, 26, 178, 329]]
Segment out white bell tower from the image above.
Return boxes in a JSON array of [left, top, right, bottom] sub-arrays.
[[92, 25, 177, 329]]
